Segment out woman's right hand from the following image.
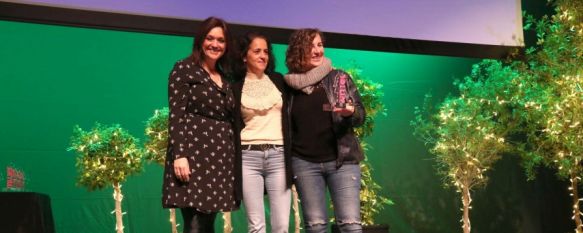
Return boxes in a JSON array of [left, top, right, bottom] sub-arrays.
[[173, 157, 190, 182]]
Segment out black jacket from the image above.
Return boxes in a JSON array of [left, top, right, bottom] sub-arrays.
[[232, 72, 293, 198], [286, 69, 366, 167]]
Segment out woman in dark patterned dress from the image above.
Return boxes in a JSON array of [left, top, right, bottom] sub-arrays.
[[162, 16, 240, 233]]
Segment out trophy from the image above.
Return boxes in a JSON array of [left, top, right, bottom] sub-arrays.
[[323, 73, 350, 111]]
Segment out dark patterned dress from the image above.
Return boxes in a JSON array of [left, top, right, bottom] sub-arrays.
[[162, 58, 239, 212]]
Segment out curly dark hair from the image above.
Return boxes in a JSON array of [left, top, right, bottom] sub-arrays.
[[234, 32, 276, 80], [285, 28, 324, 74], [190, 16, 234, 75]]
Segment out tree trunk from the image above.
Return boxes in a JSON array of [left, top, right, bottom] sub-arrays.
[[570, 172, 583, 233], [292, 185, 301, 233], [461, 182, 471, 233], [223, 212, 232, 233], [113, 183, 124, 233], [169, 209, 178, 233]]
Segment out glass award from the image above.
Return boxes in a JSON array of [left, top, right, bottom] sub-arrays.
[[323, 73, 349, 111]]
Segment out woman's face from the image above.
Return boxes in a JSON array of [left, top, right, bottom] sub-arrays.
[[245, 37, 269, 76], [202, 26, 226, 63], [307, 34, 324, 69]]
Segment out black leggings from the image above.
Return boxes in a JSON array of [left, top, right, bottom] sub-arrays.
[[180, 208, 217, 233]]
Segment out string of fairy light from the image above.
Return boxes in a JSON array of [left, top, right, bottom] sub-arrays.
[[411, 2, 581, 232], [112, 184, 126, 232], [549, 4, 582, 230], [431, 94, 509, 232], [550, 74, 583, 231], [69, 124, 143, 233]]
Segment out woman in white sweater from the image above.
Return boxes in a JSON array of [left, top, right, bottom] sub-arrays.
[[232, 32, 293, 233]]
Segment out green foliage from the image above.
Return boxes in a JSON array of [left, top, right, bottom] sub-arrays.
[[411, 57, 526, 192], [412, 0, 583, 230], [411, 80, 510, 191], [345, 66, 387, 139], [411, 0, 583, 192], [410, 52, 523, 233], [514, 0, 583, 181], [359, 159, 394, 226], [68, 123, 144, 191], [144, 108, 169, 166], [345, 66, 393, 226]]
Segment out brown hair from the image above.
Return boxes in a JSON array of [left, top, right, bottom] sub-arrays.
[[190, 17, 233, 75], [234, 32, 276, 78], [285, 28, 324, 73]]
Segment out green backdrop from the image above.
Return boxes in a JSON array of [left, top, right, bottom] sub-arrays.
[[0, 20, 572, 233]]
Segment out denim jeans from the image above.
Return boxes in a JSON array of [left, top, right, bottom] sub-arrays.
[[292, 157, 362, 233], [242, 146, 291, 233]]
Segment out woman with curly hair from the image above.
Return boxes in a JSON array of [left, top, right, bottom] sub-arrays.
[[284, 28, 366, 233]]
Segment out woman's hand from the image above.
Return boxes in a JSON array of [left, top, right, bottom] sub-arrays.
[[173, 157, 190, 182], [333, 103, 355, 117]]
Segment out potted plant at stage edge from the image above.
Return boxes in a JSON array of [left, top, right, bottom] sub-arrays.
[[69, 123, 144, 233], [332, 66, 393, 233]]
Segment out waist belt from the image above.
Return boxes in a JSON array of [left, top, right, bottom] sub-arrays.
[[188, 113, 231, 123], [244, 144, 283, 151]]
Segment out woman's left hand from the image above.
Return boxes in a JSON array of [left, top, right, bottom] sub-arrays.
[[333, 104, 355, 117]]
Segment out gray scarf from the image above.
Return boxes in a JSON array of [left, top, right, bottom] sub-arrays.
[[284, 57, 332, 94]]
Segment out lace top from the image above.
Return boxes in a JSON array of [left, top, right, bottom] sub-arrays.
[[241, 73, 282, 110]]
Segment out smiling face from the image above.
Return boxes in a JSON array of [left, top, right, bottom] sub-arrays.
[[245, 37, 269, 76], [307, 34, 324, 69], [202, 26, 226, 63], [285, 28, 325, 73]]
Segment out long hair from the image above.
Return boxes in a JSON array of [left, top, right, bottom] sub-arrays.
[[190, 16, 234, 76], [234, 32, 276, 80], [285, 28, 324, 74]]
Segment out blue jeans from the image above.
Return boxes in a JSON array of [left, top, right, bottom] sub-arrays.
[[242, 146, 291, 233], [292, 157, 362, 233]]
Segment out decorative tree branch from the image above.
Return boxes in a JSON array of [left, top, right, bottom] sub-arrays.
[[291, 185, 302, 233], [223, 212, 233, 233]]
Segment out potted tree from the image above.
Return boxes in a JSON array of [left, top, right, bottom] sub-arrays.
[[410, 58, 523, 233], [508, 2, 583, 231], [332, 66, 393, 233], [69, 123, 144, 233]]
